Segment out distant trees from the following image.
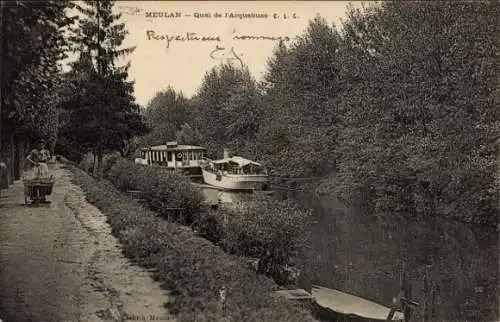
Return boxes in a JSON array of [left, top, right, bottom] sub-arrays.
[[189, 63, 264, 158], [175, 123, 203, 146], [139, 87, 190, 146], [58, 0, 147, 176]]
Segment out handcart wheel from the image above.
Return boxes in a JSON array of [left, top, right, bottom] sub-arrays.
[[23, 184, 28, 205], [34, 188, 40, 207]]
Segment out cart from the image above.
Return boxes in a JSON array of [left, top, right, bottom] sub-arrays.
[[23, 176, 55, 206]]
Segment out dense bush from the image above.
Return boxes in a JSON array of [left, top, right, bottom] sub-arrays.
[[106, 157, 142, 191], [68, 164, 316, 322], [224, 198, 312, 285], [100, 152, 121, 178], [143, 173, 204, 224], [96, 156, 312, 285], [105, 158, 205, 223], [79, 152, 95, 174], [193, 196, 312, 285], [191, 210, 226, 244], [78, 152, 122, 179]]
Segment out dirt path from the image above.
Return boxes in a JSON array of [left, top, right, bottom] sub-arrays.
[[0, 163, 175, 322]]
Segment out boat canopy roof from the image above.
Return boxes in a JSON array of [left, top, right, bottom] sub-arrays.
[[141, 144, 206, 151], [212, 156, 262, 167]]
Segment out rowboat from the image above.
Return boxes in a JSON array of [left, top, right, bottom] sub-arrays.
[[275, 285, 406, 322], [311, 285, 405, 321]]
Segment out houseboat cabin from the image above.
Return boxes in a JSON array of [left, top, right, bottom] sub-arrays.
[[135, 141, 206, 175]]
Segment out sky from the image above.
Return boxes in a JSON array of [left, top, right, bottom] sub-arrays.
[[67, 1, 360, 107]]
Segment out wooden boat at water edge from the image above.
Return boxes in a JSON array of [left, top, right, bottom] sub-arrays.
[[311, 285, 405, 322], [275, 285, 406, 322]]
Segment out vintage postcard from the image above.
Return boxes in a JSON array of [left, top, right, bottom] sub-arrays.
[[0, 1, 498, 322]]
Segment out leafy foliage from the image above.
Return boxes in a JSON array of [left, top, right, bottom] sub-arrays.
[[218, 197, 312, 285], [329, 2, 499, 225], [106, 158, 205, 223], [58, 0, 147, 171], [190, 63, 264, 158], [139, 87, 191, 146], [1, 0, 74, 147], [258, 16, 342, 177], [175, 122, 203, 146], [59, 70, 147, 156]]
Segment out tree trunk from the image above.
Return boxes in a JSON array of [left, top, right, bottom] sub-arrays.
[[19, 135, 26, 176], [1, 131, 15, 185], [8, 132, 14, 184], [96, 150, 103, 180], [14, 134, 20, 180], [92, 151, 98, 177], [0, 0, 4, 153]]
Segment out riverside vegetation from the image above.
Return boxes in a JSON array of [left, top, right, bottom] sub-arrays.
[[129, 2, 498, 227], [69, 155, 315, 321], [3, 1, 497, 320]]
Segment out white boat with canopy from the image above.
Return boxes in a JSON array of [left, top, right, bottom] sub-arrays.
[[201, 155, 269, 191]]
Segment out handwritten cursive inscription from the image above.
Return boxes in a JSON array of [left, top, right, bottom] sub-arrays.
[[233, 34, 291, 42], [146, 30, 221, 49], [209, 45, 244, 67]]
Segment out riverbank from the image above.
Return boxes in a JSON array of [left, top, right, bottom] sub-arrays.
[[71, 153, 500, 321], [65, 163, 316, 322]]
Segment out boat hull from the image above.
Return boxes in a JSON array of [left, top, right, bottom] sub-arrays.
[[311, 285, 404, 322], [201, 168, 268, 191]]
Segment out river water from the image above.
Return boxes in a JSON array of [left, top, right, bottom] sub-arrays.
[[199, 186, 499, 322]]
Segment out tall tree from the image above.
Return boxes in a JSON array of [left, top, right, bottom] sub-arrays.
[[333, 2, 499, 226], [259, 16, 342, 177], [59, 0, 147, 175], [0, 0, 74, 182], [220, 67, 264, 157], [1, 1, 73, 141], [69, 0, 135, 76], [140, 87, 190, 146], [175, 123, 203, 146], [191, 63, 262, 158]]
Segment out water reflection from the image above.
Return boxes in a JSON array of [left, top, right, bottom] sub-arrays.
[[274, 188, 499, 322], [197, 186, 248, 205], [195, 185, 498, 321]]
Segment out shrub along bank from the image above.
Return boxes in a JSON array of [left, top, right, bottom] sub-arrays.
[[194, 198, 312, 285], [67, 163, 316, 322], [106, 157, 205, 224], [99, 157, 312, 285]]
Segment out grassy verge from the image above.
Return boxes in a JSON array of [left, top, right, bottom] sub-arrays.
[[66, 163, 316, 322]]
